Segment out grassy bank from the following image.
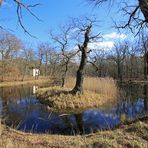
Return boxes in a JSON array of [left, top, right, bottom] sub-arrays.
[[0, 116, 147, 148], [37, 77, 118, 111], [0, 77, 51, 87]]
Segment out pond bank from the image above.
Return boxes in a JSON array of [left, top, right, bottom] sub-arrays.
[[0, 77, 52, 87], [0, 115, 147, 148], [36, 86, 116, 111], [121, 79, 148, 85]]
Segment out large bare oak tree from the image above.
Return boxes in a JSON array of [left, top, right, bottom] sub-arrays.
[[71, 18, 101, 94]]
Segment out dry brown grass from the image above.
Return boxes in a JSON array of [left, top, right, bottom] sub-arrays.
[[66, 77, 118, 98], [37, 77, 118, 111], [0, 116, 148, 148], [37, 86, 117, 112], [0, 77, 51, 87]]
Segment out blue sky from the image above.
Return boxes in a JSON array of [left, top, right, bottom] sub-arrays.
[[0, 0, 131, 49]]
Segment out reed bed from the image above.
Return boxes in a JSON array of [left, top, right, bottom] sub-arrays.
[[66, 77, 118, 98], [37, 77, 118, 111]]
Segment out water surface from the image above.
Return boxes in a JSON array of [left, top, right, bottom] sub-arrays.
[[0, 83, 147, 135]]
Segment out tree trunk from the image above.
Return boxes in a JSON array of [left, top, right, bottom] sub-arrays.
[[143, 84, 147, 111], [1, 60, 4, 82], [144, 52, 148, 80], [72, 25, 91, 95], [144, 56, 147, 80], [22, 65, 27, 81], [139, 0, 148, 22], [45, 62, 47, 76], [1, 52, 4, 82], [117, 61, 122, 82], [72, 48, 87, 94], [61, 61, 69, 87]]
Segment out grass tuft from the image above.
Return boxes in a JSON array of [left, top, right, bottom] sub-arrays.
[[37, 77, 118, 111], [0, 116, 148, 148]]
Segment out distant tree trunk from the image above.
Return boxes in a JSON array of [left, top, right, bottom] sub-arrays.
[[117, 61, 122, 82], [61, 60, 69, 87], [72, 25, 91, 95], [1, 60, 4, 82], [45, 62, 47, 76], [1, 53, 5, 82], [99, 63, 103, 77], [143, 84, 148, 111], [144, 51, 148, 80], [21, 64, 28, 81], [44, 52, 48, 76]]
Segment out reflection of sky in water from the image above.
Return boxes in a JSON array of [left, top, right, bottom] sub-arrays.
[[84, 109, 119, 131], [0, 84, 147, 135]]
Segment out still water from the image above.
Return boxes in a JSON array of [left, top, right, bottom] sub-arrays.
[[0, 83, 147, 135]]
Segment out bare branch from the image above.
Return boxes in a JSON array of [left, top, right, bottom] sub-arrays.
[[13, 0, 41, 37]]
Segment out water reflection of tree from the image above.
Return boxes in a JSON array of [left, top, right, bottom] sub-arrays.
[[60, 113, 84, 135], [116, 84, 148, 121], [74, 113, 84, 134], [143, 84, 147, 111], [0, 85, 35, 127]]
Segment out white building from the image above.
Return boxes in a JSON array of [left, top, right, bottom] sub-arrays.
[[32, 68, 40, 77]]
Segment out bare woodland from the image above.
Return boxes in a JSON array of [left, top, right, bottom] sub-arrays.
[[0, 0, 148, 93]]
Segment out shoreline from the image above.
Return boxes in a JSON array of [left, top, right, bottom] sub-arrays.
[[1, 115, 147, 148], [0, 77, 52, 87]]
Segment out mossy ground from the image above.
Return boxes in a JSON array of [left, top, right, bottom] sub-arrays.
[[0, 116, 148, 148], [37, 86, 116, 111]]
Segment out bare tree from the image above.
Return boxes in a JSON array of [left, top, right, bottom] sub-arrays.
[[0, 0, 40, 36], [88, 50, 107, 77], [21, 47, 34, 81], [139, 32, 148, 79], [109, 42, 128, 81], [50, 25, 80, 87], [88, 0, 148, 34], [71, 18, 101, 94], [38, 44, 44, 74], [0, 31, 22, 81], [38, 43, 57, 76]]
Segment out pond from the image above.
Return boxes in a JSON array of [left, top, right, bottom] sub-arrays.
[[0, 83, 147, 135]]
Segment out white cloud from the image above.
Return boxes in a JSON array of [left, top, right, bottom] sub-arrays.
[[88, 41, 114, 50], [103, 32, 127, 40], [2, 1, 12, 7], [72, 32, 127, 51]]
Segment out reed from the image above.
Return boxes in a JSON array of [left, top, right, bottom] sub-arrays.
[[66, 77, 118, 98], [0, 118, 1, 136]]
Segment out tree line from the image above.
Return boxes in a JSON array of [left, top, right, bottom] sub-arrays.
[[0, 0, 148, 94], [0, 27, 147, 85]]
